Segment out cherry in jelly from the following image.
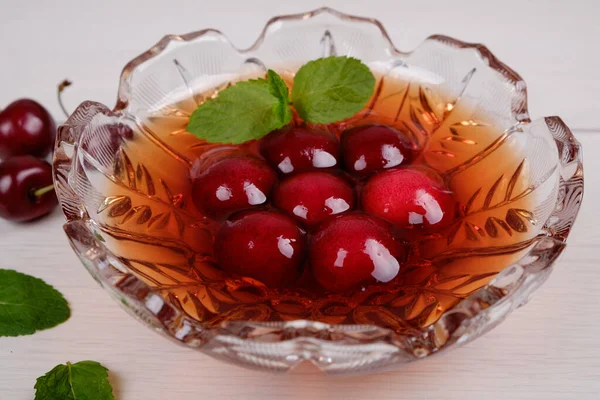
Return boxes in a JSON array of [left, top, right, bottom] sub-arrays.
[[273, 171, 355, 228], [192, 156, 277, 219], [361, 168, 455, 230], [260, 126, 340, 174], [341, 124, 414, 177], [309, 214, 404, 292], [214, 211, 306, 287]]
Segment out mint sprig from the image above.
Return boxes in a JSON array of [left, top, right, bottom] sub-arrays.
[[187, 56, 375, 144], [187, 70, 293, 145], [292, 56, 375, 123], [34, 361, 115, 400], [267, 69, 292, 123], [0, 269, 70, 336]]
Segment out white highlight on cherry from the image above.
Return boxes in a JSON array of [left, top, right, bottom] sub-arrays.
[[334, 248, 348, 268], [0, 176, 11, 192], [277, 236, 295, 259], [325, 197, 350, 214], [293, 205, 309, 220], [354, 155, 367, 171], [413, 189, 443, 225], [243, 181, 267, 205], [311, 149, 337, 168], [381, 144, 404, 168], [215, 185, 232, 201], [24, 117, 43, 133], [363, 239, 400, 283], [278, 156, 294, 173], [408, 212, 424, 224]]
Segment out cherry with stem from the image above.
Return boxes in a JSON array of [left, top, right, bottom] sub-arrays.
[[0, 80, 74, 222]]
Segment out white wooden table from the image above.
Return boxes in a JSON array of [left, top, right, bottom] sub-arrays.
[[1, 1, 599, 398]]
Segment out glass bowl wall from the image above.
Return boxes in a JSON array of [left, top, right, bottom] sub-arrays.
[[53, 8, 583, 373]]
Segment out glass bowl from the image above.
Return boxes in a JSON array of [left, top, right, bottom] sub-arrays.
[[53, 7, 583, 374]]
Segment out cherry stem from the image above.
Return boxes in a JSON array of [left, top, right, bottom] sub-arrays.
[[33, 184, 55, 198], [57, 79, 73, 118]]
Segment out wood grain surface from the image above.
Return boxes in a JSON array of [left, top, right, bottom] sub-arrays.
[[1, 1, 599, 398]]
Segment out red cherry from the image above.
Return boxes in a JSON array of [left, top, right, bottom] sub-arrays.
[[0, 155, 57, 222], [214, 211, 306, 287], [341, 125, 414, 177], [273, 171, 355, 227], [260, 126, 340, 174], [310, 214, 403, 292], [192, 156, 277, 219], [0, 99, 56, 159], [361, 168, 455, 230]]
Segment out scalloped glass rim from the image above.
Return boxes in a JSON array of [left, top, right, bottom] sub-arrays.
[[54, 7, 584, 374]]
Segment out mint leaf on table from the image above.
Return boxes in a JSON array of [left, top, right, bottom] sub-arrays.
[[34, 361, 115, 400], [187, 76, 293, 144], [0, 269, 70, 337], [291, 56, 375, 124]]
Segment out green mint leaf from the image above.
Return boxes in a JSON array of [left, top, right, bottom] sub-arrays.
[[267, 69, 292, 124], [187, 76, 292, 144], [0, 269, 70, 337], [34, 361, 115, 400], [291, 56, 375, 124]]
